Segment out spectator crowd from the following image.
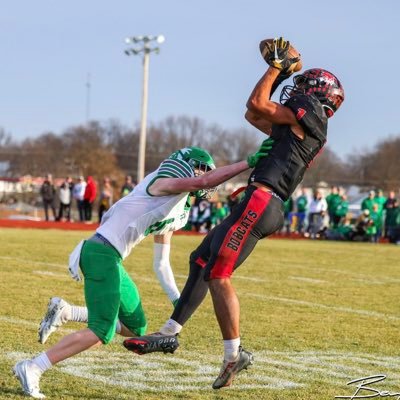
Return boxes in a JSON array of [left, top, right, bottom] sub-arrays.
[[37, 176, 400, 244], [282, 186, 400, 244], [39, 174, 136, 224]]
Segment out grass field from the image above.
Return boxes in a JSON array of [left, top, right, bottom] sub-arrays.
[[1, 228, 399, 399]]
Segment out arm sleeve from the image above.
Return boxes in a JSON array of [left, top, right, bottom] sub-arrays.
[[153, 242, 180, 303]]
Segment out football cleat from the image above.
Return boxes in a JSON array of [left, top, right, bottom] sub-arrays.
[[123, 332, 179, 355], [212, 346, 254, 389], [38, 297, 69, 344], [13, 360, 45, 399]]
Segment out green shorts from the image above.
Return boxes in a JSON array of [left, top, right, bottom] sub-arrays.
[[79, 240, 147, 344]]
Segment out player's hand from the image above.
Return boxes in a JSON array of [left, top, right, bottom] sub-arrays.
[[247, 138, 275, 168], [265, 37, 299, 71]]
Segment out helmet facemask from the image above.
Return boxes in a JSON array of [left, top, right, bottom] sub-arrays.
[[169, 147, 217, 199], [191, 160, 217, 199]]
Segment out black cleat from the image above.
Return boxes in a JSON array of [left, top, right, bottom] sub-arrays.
[[123, 332, 179, 355]]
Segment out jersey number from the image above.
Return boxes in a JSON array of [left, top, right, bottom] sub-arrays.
[[145, 218, 175, 236], [296, 108, 306, 120]]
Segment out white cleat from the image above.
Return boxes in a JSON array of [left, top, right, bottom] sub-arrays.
[[13, 360, 45, 399], [38, 297, 69, 344]]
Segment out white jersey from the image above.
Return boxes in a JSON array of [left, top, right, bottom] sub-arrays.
[[96, 158, 193, 259]]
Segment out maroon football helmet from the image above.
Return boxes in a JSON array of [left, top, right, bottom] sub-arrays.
[[280, 68, 345, 117]]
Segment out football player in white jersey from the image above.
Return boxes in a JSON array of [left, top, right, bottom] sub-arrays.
[[13, 145, 270, 399]]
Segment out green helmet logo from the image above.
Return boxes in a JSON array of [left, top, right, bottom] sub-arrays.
[[169, 147, 216, 199]]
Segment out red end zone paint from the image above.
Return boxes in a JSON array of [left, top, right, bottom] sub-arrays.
[[0, 219, 98, 230]]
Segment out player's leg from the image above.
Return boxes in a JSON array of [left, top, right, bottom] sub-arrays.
[[43, 201, 49, 221], [207, 187, 284, 388], [14, 240, 121, 398], [14, 328, 101, 399], [169, 229, 216, 326], [123, 229, 216, 354], [118, 264, 147, 337], [38, 297, 88, 344], [38, 264, 139, 344], [209, 191, 284, 334], [51, 201, 57, 221], [38, 297, 140, 344]]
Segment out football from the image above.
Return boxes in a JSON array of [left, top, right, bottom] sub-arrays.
[[259, 38, 302, 73]]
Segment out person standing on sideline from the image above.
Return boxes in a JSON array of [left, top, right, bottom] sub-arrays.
[[98, 177, 113, 222], [361, 190, 376, 214], [282, 196, 294, 234], [295, 188, 308, 233], [125, 37, 345, 390], [326, 186, 341, 226], [306, 189, 328, 238], [374, 189, 387, 212], [57, 179, 72, 222], [384, 190, 397, 238], [120, 175, 135, 197], [72, 176, 87, 222], [40, 174, 57, 221], [333, 192, 349, 227], [83, 176, 97, 222], [12, 145, 270, 399]]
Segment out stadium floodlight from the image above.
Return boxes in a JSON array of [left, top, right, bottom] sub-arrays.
[[124, 34, 165, 182], [156, 35, 165, 44]]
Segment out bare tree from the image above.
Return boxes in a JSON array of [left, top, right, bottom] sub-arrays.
[[303, 147, 347, 187], [6, 116, 398, 193], [347, 135, 400, 190]]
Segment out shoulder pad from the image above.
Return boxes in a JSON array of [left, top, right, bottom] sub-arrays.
[[157, 158, 194, 179], [285, 94, 328, 143]]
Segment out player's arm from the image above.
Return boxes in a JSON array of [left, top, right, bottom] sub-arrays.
[[246, 67, 305, 138], [244, 110, 272, 135], [153, 232, 180, 306], [149, 160, 249, 196]]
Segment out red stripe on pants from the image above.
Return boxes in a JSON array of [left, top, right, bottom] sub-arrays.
[[210, 189, 272, 279]]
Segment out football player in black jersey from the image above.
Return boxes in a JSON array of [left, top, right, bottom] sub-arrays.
[[124, 38, 345, 390]]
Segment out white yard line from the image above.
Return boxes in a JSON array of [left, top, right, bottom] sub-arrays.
[[0, 315, 74, 334], [0, 256, 66, 269], [246, 293, 400, 321], [6, 348, 400, 392], [289, 276, 327, 284], [33, 270, 70, 278]]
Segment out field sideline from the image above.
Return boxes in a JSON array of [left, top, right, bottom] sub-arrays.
[[0, 228, 399, 399]]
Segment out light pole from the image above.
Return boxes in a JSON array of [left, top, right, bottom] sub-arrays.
[[125, 34, 165, 182], [85, 72, 91, 123]]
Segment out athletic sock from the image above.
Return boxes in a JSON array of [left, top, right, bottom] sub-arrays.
[[160, 319, 182, 335], [32, 352, 52, 373], [223, 338, 241, 362], [70, 306, 88, 323], [115, 320, 122, 334]]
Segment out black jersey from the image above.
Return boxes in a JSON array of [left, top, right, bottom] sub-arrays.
[[248, 94, 328, 201]]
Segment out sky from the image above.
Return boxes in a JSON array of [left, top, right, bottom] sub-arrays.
[[2, 0, 400, 159]]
